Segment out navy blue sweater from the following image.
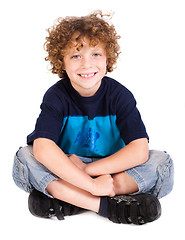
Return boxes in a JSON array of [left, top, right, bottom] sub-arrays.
[[27, 76, 148, 157]]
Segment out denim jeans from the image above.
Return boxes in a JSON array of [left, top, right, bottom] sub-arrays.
[[12, 146, 174, 199]]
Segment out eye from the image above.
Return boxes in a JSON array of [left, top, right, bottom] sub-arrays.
[[71, 55, 81, 59], [93, 53, 101, 57]]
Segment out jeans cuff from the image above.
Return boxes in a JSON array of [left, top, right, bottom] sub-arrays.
[[125, 168, 146, 194]]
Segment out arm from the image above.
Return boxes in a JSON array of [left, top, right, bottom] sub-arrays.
[[85, 138, 149, 176], [33, 138, 115, 196]]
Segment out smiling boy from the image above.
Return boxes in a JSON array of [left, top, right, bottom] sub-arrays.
[[63, 36, 106, 97], [12, 11, 174, 224]]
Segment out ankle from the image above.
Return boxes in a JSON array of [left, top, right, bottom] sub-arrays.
[[98, 196, 108, 217]]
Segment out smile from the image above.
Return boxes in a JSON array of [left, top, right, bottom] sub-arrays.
[[78, 72, 97, 78]]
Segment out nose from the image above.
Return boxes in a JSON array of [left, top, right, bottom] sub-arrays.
[[81, 55, 93, 69]]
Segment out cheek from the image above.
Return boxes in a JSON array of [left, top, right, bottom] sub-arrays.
[[64, 61, 76, 74], [100, 59, 107, 71], [96, 57, 106, 67]]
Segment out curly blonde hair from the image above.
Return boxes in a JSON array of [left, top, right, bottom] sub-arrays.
[[44, 11, 121, 78]]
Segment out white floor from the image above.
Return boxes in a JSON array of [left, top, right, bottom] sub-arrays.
[[1, 180, 182, 239]]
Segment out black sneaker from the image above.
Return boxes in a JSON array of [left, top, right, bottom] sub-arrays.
[[28, 189, 85, 220], [107, 193, 161, 225]]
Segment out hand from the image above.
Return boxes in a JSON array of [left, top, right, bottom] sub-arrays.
[[91, 174, 115, 197], [68, 154, 86, 171]]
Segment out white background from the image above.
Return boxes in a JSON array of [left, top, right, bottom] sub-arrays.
[[0, 0, 184, 239]]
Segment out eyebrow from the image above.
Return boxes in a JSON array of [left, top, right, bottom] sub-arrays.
[[67, 45, 105, 54]]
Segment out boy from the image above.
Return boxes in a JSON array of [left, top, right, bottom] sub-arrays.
[[12, 11, 174, 224]]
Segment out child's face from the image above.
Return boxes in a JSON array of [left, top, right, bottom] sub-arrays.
[[63, 37, 107, 97]]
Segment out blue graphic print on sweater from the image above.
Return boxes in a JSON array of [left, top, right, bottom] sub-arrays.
[[58, 115, 125, 157], [74, 125, 100, 152]]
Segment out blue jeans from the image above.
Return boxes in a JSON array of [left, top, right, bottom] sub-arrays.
[[12, 146, 174, 199]]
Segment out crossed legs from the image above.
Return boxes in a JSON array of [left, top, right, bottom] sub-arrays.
[[46, 171, 139, 213]]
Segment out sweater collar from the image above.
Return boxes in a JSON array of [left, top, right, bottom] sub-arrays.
[[66, 76, 107, 104]]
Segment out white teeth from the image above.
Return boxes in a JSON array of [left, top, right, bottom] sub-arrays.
[[80, 73, 95, 78]]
